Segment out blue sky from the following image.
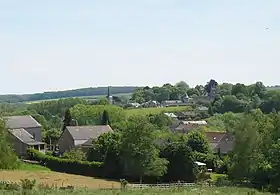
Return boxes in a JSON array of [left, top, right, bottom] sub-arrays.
[[1, 0, 279, 94]]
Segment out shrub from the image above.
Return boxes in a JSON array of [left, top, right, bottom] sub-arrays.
[[62, 148, 86, 161], [38, 183, 57, 191], [27, 149, 104, 177], [21, 179, 36, 190], [0, 181, 21, 191], [215, 175, 232, 187]]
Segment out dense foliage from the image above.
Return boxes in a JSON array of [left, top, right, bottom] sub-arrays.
[[27, 149, 104, 177], [0, 119, 19, 169]]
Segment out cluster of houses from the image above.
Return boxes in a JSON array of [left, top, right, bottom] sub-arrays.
[[4, 115, 112, 157], [4, 113, 234, 158], [165, 112, 234, 155], [126, 94, 192, 108]]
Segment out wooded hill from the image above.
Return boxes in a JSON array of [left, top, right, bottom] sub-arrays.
[[0, 86, 138, 103]]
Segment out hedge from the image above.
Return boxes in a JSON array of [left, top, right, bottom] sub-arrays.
[[27, 149, 104, 177]]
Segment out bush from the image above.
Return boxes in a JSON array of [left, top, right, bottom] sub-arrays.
[[215, 175, 232, 187], [27, 149, 104, 177], [21, 179, 36, 190], [0, 181, 21, 191]]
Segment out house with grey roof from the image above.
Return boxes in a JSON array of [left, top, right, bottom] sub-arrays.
[[9, 128, 45, 157], [205, 132, 234, 155], [4, 115, 45, 157], [57, 125, 113, 154]]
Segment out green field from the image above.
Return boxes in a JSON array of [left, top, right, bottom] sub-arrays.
[[125, 106, 191, 116], [0, 187, 272, 195], [18, 162, 51, 171]]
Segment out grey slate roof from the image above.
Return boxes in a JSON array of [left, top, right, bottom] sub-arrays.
[[9, 128, 44, 145], [5, 115, 41, 129], [66, 125, 113, 141]]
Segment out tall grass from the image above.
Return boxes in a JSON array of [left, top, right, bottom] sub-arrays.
[[0, 187, 273, 195]]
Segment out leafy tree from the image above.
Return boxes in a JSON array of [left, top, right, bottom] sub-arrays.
[[187, 88, 200, 97], [71, 104, 125, 126], [251, 82, 267, 99], [101, 110, 110, 125], [87, 132, 123, 178], [120, 115, 168, 183], [219, 95, 247, 113], [231, 83, 248, 96], [195, 85, 204, 96], [62, 148, 86, 161], [96, 98, 110, 105], [204, 79, 218, 97], [148, 113, 172, 128], [63, 109, 72, 130], [43, 128, 61, 144], [217, 83, 233, 96], [161, 136, 198, 182], [186, 131, 211, 154], [175, 81, 190, 92], [0, 119, 19, 169]]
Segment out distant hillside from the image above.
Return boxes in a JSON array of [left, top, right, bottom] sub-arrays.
[[0, 86, 139, 103]]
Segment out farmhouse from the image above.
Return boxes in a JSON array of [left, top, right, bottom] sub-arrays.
[[205, 132, 234, 154], [5, 115, 45, 157], [57, 125, 113, 154]]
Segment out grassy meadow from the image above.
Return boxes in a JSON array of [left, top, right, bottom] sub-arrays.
[[0, 163, 119, 190], [125, 106, 191, 116], [0, 187, 273, 195]]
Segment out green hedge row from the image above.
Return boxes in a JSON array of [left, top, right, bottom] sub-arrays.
[[27, 149, 104, 177]]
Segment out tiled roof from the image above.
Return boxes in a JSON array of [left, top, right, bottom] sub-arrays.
[[66, 125, 113, 142], [5, 115, 41, 129], [205, 132, 226, 143], [9, 128, 44, 145]]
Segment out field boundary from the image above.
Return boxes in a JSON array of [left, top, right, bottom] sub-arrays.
[[127, 183, 195, 189]]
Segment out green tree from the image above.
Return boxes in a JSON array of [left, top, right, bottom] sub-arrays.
[[0, 119, 19, 169], [217, 83, 233, 96], [161, 136, 198, 182], [186, 131, 211, 154], [148, 113, 172, 128], [231, 83, 248, 96], [101, 110, 110, 125], [63, 108, 72, 130], [62, 148, 86, 161], [204, 79, 218, 98], [187, 88, 200, 97], [219, 95, 247, 113], [87, 132, 123, 178], [43, 128, 61, 145], [120, 115, 168, 183], [175, 81, 190, 91]]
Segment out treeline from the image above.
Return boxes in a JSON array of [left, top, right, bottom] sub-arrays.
[[0, 86, 138, 103], [131, 80, 280, 114]]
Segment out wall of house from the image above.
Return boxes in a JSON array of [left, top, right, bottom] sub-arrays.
[[25, 127, 42, 142], [57, 130, 74, 154], [10, 136, 28, 157]]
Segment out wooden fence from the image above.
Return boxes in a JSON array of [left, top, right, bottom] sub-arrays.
[[127, 183, 195, 189]]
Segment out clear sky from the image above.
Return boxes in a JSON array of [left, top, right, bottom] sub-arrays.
[[1, 0, 279, 94]]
